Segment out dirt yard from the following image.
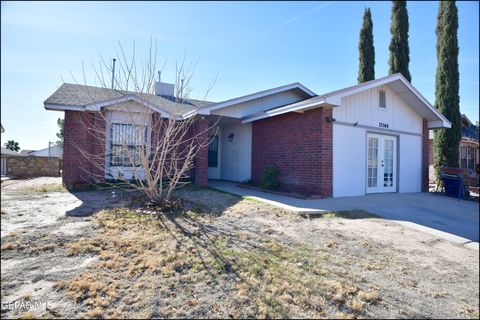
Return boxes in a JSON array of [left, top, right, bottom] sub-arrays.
[[1, 178, 479, 319]]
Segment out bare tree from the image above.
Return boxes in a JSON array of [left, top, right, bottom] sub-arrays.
[[69, 41, 218, 203]]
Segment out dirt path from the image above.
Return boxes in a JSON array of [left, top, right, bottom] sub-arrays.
[[1, 178, 479, 318]]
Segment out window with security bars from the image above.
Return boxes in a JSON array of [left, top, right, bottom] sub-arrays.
[[110, 123, 146, 167]]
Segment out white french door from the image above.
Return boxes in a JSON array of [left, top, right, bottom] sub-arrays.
[[366, 133, 397, 193]]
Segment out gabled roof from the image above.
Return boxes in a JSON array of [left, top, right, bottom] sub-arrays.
[[460, 114, 479, 142], [198, 82, 316, 115], [242, 74, 451, 129], [44, 83, 213, 118], [20, 150, 34, 156], [1, 147, 23, 157]]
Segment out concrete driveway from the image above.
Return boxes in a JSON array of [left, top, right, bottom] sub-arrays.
[[209, 181, 479, 245]]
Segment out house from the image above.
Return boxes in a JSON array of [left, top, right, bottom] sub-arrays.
[[19, 150, 34, 156], [21, 144, 63, 158], [1, 147, 25, 176], [428, 114, 479, 182], [44, 73, 451, 197]]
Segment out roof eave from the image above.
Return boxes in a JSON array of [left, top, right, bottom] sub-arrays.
[[241, 99, 330, 124], [199, 82, 316, 115], [44, 103, 85, 111]]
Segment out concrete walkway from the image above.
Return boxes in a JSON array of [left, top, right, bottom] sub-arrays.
[[209, 180, 479, 249]]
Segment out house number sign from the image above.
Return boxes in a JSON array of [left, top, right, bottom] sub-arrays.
[[378, 122, 389, 129]]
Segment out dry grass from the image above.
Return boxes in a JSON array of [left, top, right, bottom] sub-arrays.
[[310, 210, 379, 220], [19, 311, 36, 319], [52, 207, 382, 318], [15, 183, 67, 194], [1, 241, 15, 250], [21, 292, 32, 301], [2, 184, 478, 319]]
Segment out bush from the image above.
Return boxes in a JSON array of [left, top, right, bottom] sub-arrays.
[[261, 165, 280, 190]]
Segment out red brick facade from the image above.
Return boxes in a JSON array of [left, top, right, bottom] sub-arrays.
[[422, 119, 429, 192], [193, 118, 209, 187], [63, 111, 105, 188], [251, 107, 333, 197], [62, 110, 208, 188]]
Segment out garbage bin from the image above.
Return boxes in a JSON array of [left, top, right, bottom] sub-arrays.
[[440, 167, 466, 199]]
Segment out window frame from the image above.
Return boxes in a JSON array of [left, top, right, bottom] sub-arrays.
[[460, 145, 477, 171], [208, 135, 219, 168], [378, 90, 387, 109], [109, 123, 147, 168]]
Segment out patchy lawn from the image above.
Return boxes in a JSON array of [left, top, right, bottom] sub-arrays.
[[1, 178, 479, 318]]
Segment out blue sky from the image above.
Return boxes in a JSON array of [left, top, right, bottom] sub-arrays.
[[1, 1, 478, 150]]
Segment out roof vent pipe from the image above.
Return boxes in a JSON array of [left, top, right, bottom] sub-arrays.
[[180, 78, 184, 98], [111, 58, 116, 89]]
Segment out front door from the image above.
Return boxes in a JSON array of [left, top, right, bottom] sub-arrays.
[[366, 133, 397, 193]]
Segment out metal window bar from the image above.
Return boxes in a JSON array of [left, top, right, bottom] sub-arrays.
[[109, 123, 146, 167]]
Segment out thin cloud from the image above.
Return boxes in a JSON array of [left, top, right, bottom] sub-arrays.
[[263, 1, 337, 35]]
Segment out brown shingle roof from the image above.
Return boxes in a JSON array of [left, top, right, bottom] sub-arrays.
[[44, 83, 213, 116]]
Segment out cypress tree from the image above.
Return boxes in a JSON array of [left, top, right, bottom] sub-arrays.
[[433, 1, 461, 181], [358, 8, 375, 83], [388, 0, 411, 82]]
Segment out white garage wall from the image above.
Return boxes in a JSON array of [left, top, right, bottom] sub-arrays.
[[333, 125, 366, 197], [221, 123, 252, 182], [334, 85, 423, 134], [399, 134, 422, 193], [332, 85, 423, 197]]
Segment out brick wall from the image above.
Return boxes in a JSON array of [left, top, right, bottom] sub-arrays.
[[63, 111, 106, 188], [193, 118, 209, 186], [62, 110, 208, 188], [422, 119, 429, 191], [6, 156, 60, 178], [252, 108, 333, 197]]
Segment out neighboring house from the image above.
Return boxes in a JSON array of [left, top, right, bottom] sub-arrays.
[[24, 144, 63, 158], [44, 73, 450, 197], [19, 150, 35, 156], [428, 114, 479, 181], [1, 147, 25, 176]]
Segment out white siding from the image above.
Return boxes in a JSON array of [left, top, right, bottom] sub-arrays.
[[332, 86, 423, 197], [333, 125, 367, 197], [29, 145, 63, 158], [333, 85, 423, 134], [220, 123, 252, 182], [212, 91, 305, 119], [399, 134, 422, 193]]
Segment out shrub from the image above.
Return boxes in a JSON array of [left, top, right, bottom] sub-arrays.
[[261, 165, 280, 190]]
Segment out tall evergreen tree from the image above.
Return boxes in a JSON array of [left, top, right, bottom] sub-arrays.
[[56, 117, 64, 146], [433, 1, 461, 180], [358, 8, 375, 83], [388, 0, 411, 82]]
